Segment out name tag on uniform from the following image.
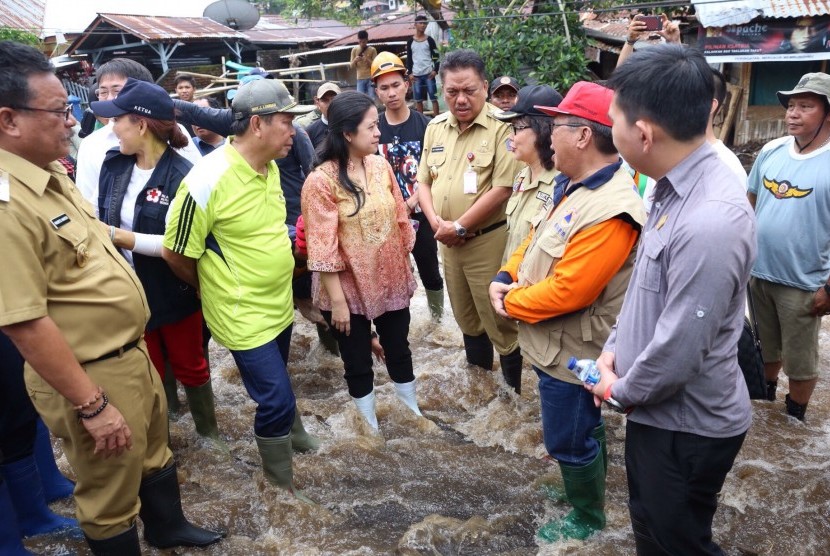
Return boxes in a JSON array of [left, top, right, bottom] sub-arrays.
[[0, 170, 9, 202], [51, 213, 71, 229], [431, 146, 444, 153], [536, 191, 551, 203], [463, 169, 477, 194]]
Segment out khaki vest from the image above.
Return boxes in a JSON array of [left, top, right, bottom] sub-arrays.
[[517, 167, 646, 384]]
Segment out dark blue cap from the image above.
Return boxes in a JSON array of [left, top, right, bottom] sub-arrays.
[[90, 78, 175, 120]]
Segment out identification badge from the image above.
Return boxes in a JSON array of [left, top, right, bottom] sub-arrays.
[[463, 168, 477, 194], [0, 170, 9, 202]]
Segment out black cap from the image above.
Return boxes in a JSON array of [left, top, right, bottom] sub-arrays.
[[493, 85, 563, 120], [489, 75, 520, 95]]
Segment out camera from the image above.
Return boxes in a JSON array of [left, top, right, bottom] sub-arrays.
[[640, 15, 663, 32]]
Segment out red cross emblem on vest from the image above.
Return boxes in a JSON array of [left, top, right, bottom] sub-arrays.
[[146, 188, 161, 203]]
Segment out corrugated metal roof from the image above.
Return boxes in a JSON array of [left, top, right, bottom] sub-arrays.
[[765, 0, 830, 19], [0, 0, 46, 32], [582, 18, 631, 42], [97, 13, 246, 41], [694, 0, 830, 28], [326, 11, 454, 47], [244, 14, 359, 44]]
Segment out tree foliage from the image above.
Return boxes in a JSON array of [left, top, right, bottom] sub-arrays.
[[260, 0, 362, 24], [445, 0, 588, 92], [0, 27, 41, 46]]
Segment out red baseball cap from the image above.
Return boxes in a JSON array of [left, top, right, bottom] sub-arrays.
[[535, 81, 613, 127]]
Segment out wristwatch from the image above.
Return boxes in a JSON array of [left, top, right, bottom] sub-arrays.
[[453, 221, 467, 237]]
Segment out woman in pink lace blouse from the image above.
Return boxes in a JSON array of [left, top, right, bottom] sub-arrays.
[[301, 91, 421, 431]]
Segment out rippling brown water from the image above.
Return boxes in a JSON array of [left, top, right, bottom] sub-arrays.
[[24, 286, 830, 555]]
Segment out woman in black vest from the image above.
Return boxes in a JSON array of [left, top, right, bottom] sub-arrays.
[[91, 78, 224, 450]]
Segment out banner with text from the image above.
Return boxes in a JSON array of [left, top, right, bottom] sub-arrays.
[[699, 16, 830, 62]]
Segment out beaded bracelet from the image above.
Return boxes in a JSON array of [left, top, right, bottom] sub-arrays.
[[77, 393, 109, 420], [73, 386, 104, 411], [109, 226, 116, 241]]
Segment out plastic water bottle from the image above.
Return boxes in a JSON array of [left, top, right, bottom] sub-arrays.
[[567, 357, 600, 386]]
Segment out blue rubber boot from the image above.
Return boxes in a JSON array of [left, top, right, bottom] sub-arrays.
[[0, 479, 32, 555], [33, 418, 74, 502], [0, 455, 79, 538]]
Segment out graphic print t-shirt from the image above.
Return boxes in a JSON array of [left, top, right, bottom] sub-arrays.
[[378, 111, 431, 202]]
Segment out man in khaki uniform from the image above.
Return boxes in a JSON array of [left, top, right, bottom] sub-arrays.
[[0, 41, 220, 554], [417, 49, 524, 391]]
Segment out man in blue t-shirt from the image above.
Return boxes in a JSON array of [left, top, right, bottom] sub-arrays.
[[371, 52, 444, 322], [748, 72, 830, 420]]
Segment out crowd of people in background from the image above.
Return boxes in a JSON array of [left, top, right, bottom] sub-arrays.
[[2, 10, 830, 555]]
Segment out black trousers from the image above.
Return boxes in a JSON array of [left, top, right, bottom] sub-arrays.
[[411, 212, 443, 291], [322, 307, 413, 398], [625, 420, 746, 556], [0, 331, 37, 463]]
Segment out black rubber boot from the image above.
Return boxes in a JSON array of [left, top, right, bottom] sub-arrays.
[[138, 464, 223, 549], [785, 394, 807, 421], [499, 349, 523, 394], [765, 380, 777, 402], [85, 525, 141, 556], [462, 333, 493, 370]]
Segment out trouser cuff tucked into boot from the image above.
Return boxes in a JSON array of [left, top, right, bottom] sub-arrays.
[[537, 451, 606, 543], [255, 435, 314, 503], [351, 390, 379, 431], [393, 380, 423, 416]]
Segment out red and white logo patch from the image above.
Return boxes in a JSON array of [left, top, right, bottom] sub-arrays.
[[146, 188, 161, 203]]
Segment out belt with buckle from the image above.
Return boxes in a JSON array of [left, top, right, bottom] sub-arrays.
[[84, 338, 140, 365], [465, 220, 507, 239]]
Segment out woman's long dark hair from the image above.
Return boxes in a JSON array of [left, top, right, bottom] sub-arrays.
[[316, 91, 375, 216]]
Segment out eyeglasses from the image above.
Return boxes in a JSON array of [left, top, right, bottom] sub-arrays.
[[445, 87, 480, 99], [95, 87, 122, 99], [510, 123, 531, 134], [11, 104, 73, 121], [552, 123, 585, 130]]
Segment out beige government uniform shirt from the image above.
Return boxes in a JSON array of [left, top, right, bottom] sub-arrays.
[[503, 165, 557, 263], [417, 103, 521, 232], [0, 149, 149, 363]]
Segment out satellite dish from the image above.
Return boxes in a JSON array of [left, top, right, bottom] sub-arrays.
[[204, 0, 261, 31]]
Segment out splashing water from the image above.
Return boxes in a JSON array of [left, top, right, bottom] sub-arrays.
[[24, 286, 830, 555]]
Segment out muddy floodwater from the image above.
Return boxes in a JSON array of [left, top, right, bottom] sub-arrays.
[[25, 283, 830, 555]]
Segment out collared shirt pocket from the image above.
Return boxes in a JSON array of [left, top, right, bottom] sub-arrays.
[[470, 149, 494, 171], [51, 219, 103, 277], [638, 232, 665, 292]]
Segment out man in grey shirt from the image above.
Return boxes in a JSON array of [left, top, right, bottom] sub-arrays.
[[592, 44, 756, 554]]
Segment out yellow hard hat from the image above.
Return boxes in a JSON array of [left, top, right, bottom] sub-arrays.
[[371, 51, 407, 81]]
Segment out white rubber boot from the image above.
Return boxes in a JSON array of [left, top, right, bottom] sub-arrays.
[[351, 390, 379, 431], [393, 380, 422, 416]]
